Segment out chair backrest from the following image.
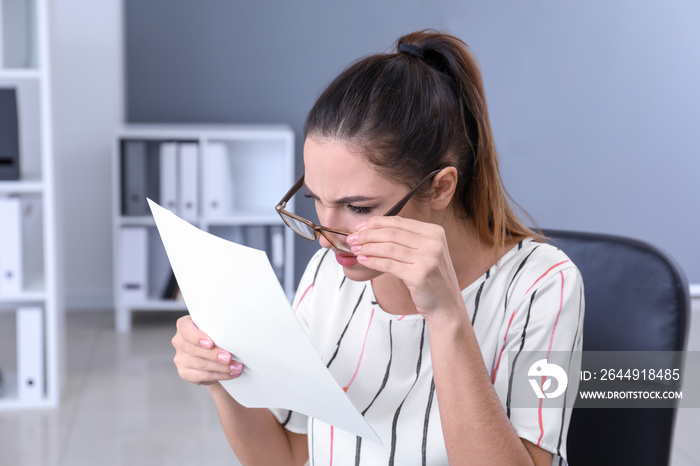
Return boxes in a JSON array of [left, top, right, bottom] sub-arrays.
[[543, 230, 691, 465]]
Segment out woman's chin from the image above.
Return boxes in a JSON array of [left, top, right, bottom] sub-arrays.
[[341, 263, 383, 282]]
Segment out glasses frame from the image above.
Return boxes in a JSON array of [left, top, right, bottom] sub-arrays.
[[275, 168, 444, 253]]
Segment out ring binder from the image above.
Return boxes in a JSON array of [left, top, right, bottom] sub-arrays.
[[0, 88, 20, 181]]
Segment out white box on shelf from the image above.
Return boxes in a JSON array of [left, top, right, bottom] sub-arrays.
[[159, 141, 178, 212], [178, 142, 199, 221], [16, 306, 44, 402], [119, 227, 148, 303], [0, 196, 22, 294], [203, 141, 234, 218]]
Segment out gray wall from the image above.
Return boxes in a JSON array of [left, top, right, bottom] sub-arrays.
[[125, 0, 700, 286]]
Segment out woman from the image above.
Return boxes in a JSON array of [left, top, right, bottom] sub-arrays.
[[172, 30, 584, 465]]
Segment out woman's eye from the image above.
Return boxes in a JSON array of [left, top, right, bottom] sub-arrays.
[[348, 205, 372, 214]]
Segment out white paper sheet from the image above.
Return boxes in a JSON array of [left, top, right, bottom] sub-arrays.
[[148, 199, 381, 445]]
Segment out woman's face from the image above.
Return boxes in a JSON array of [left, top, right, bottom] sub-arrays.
[[303, 136, 429, 282]]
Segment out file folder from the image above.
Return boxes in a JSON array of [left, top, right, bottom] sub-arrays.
[[245, 225, 268, 253], [0, 3, 3, 67], [16, 306, 44, 402], [161, 271, 179, 300], [0, 196, 22, 294], [119, 227, 148, 303], [178, 143, 199, 221], [0, 0, 33, 67], [203, 141, 234, 218], [121, 140, 149, 216], [145, 142, 161, 207], [159, 142, 179, 211], [20, 196, 43, 291], [0, 88, 20, 181]]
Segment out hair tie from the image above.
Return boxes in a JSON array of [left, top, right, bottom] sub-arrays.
[[398, 43, 424, 60]]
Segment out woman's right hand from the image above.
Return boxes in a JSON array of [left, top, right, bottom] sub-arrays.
[[172, 315, 243, 385]]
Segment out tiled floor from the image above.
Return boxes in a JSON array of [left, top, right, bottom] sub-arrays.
[[1, 301, 699, 466], [0, 311, 241, 466]]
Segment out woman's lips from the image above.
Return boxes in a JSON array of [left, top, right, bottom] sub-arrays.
[[335, 252, 359, 267]]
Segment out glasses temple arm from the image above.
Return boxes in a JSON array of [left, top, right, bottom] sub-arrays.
[[278, 174, 306, 207], [383, 168, 443, 217]]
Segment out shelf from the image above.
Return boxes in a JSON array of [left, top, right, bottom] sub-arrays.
[[0, 69, 41, 80], [0, 291, 46, 304], [0, 277, 47, 304], [114, 125, 296, 332], [203, 213, 283, 226], [117, 216, 157, 227], [0, 180, 44, 194], [118, 213, 283, 226], [0, 0, 60, 412], [116, 123, 294, 140], [118, 300, 188, 312], [117, 216, 205, 229]]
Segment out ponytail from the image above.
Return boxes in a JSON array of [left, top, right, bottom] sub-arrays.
[[305, 29, 543, 253]]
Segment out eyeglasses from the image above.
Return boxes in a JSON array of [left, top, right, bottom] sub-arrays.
[[275, 168, 443, 254]]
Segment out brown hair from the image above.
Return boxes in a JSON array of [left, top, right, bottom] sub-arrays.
[[304, 29, 543, 251]]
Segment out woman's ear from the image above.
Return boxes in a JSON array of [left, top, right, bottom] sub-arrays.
[[429, 167, 458, 210]]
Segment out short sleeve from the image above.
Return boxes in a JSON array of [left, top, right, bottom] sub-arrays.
[[268, 248, 329, 434], [492, 264, 585, 465]]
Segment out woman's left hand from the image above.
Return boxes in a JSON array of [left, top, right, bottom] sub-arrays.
[[347, 216, 465, 319]]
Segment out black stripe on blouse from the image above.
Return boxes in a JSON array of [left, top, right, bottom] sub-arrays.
[[422, 377, 436, 465], [504, 245, 541, 314], [280, 410, 292, 427], [361, 320, 393, 415], [326, 285, 367, 369], [471, 269, 490, 326], [354, 437, 362, 466], [354, 320, 395, 465], [389, 320, 426, 466]]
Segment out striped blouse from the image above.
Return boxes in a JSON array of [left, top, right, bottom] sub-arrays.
[[272, 238, 584, 466]]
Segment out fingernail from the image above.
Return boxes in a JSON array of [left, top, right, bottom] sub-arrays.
[[357, 255, 368, 263], [230, 362, 243, 373], [354, 221, 366, 231], [347, 234, 358, 244], [217, 353, 230, 363], [351, 244, 362, 253], [200, 339, 212, 349]]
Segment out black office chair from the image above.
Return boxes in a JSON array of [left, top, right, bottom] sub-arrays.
[[543, 230, 691, 466]]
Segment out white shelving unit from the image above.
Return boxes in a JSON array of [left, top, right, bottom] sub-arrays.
[[113, 124, 296, 332], [0, 0, 64, 409]]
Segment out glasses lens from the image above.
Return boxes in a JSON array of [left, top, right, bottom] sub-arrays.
[[280, 212, 317, 241], [321, 230, 352, 254]]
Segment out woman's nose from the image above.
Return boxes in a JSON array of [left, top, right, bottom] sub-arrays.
[[318, 234, 332, 249], [317, 210, 349, 248]]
